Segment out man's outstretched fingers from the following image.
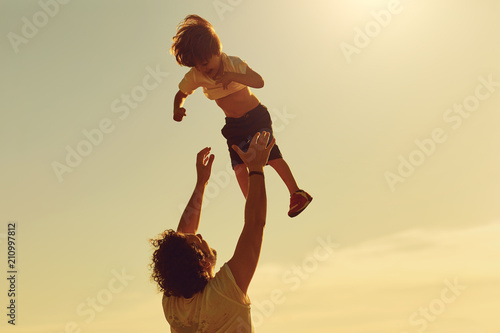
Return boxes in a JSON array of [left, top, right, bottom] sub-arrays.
[[231, 144, 244, 158], [205, 153, 215, 168], [259, 131, 269, 143], [256, 132, 275, 152], [266, 137, 276, 151], [196, 147, 215, 185], [252, 131, 262, 145], [197, 147, 211, 163], [198, 147, 210, 155]]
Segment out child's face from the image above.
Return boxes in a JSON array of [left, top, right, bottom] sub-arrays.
[[195, 53, 222, 79]]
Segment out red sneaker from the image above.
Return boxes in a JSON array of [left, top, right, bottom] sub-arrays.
[[288, 190, 313, 217]]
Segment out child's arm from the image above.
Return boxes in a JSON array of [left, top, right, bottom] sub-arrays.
[[173, 90, 188, 122], [216, 66, 264, 90]]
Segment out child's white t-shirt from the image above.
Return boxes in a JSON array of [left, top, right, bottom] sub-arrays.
[[162, 263, 254, 332], [178, 53, 248, 100]]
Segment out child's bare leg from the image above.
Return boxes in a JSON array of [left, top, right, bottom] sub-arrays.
[[234, 163, 249, 198], [268, 158, 300, 195]]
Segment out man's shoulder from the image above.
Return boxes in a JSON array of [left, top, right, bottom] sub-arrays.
[[212, 263, 231, 282], [209, 263, 236, 291], [210, 263, 249, 304]]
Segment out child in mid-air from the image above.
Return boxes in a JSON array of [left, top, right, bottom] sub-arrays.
[[171, 15, 312, 217]]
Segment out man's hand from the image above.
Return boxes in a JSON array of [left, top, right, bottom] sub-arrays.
[[232, 132, 275, 171], [173, 107, 186, 122], [196, 147, 215, 185], [176, 147, 214, 234], [215, 72, 234, 90], [227, 132, 273, 295]]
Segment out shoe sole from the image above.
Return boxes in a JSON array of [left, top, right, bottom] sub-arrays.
[[288, 196, 313, 218]]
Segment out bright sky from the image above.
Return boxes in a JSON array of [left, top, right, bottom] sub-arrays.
[[1, 0, 499, 332]]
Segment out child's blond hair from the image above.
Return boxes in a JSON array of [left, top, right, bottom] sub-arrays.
[[171, 15, 222, 67]]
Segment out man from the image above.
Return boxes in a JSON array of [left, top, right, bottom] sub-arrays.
[[151, 131, 275, 332]]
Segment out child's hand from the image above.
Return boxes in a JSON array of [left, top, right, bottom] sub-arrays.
[[173, 107, 186, 122], [215, 72, 234, 90]]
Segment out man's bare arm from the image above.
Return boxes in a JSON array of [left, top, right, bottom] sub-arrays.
[[227, 132, 275, 295], [177, 148, 214, 234]]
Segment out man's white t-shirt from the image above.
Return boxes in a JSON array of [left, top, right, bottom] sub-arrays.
[[162, 263, 254, 333]]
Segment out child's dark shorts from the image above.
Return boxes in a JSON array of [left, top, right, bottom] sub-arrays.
[[221, 104, 283, 169]]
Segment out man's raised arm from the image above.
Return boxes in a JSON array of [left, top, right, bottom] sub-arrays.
[[227, 132, 275, 295], [177, 147, 214, 234]]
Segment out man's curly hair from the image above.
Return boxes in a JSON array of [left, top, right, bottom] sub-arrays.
[[170, 14, 222, 67], [150, 229, 211, 298]]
